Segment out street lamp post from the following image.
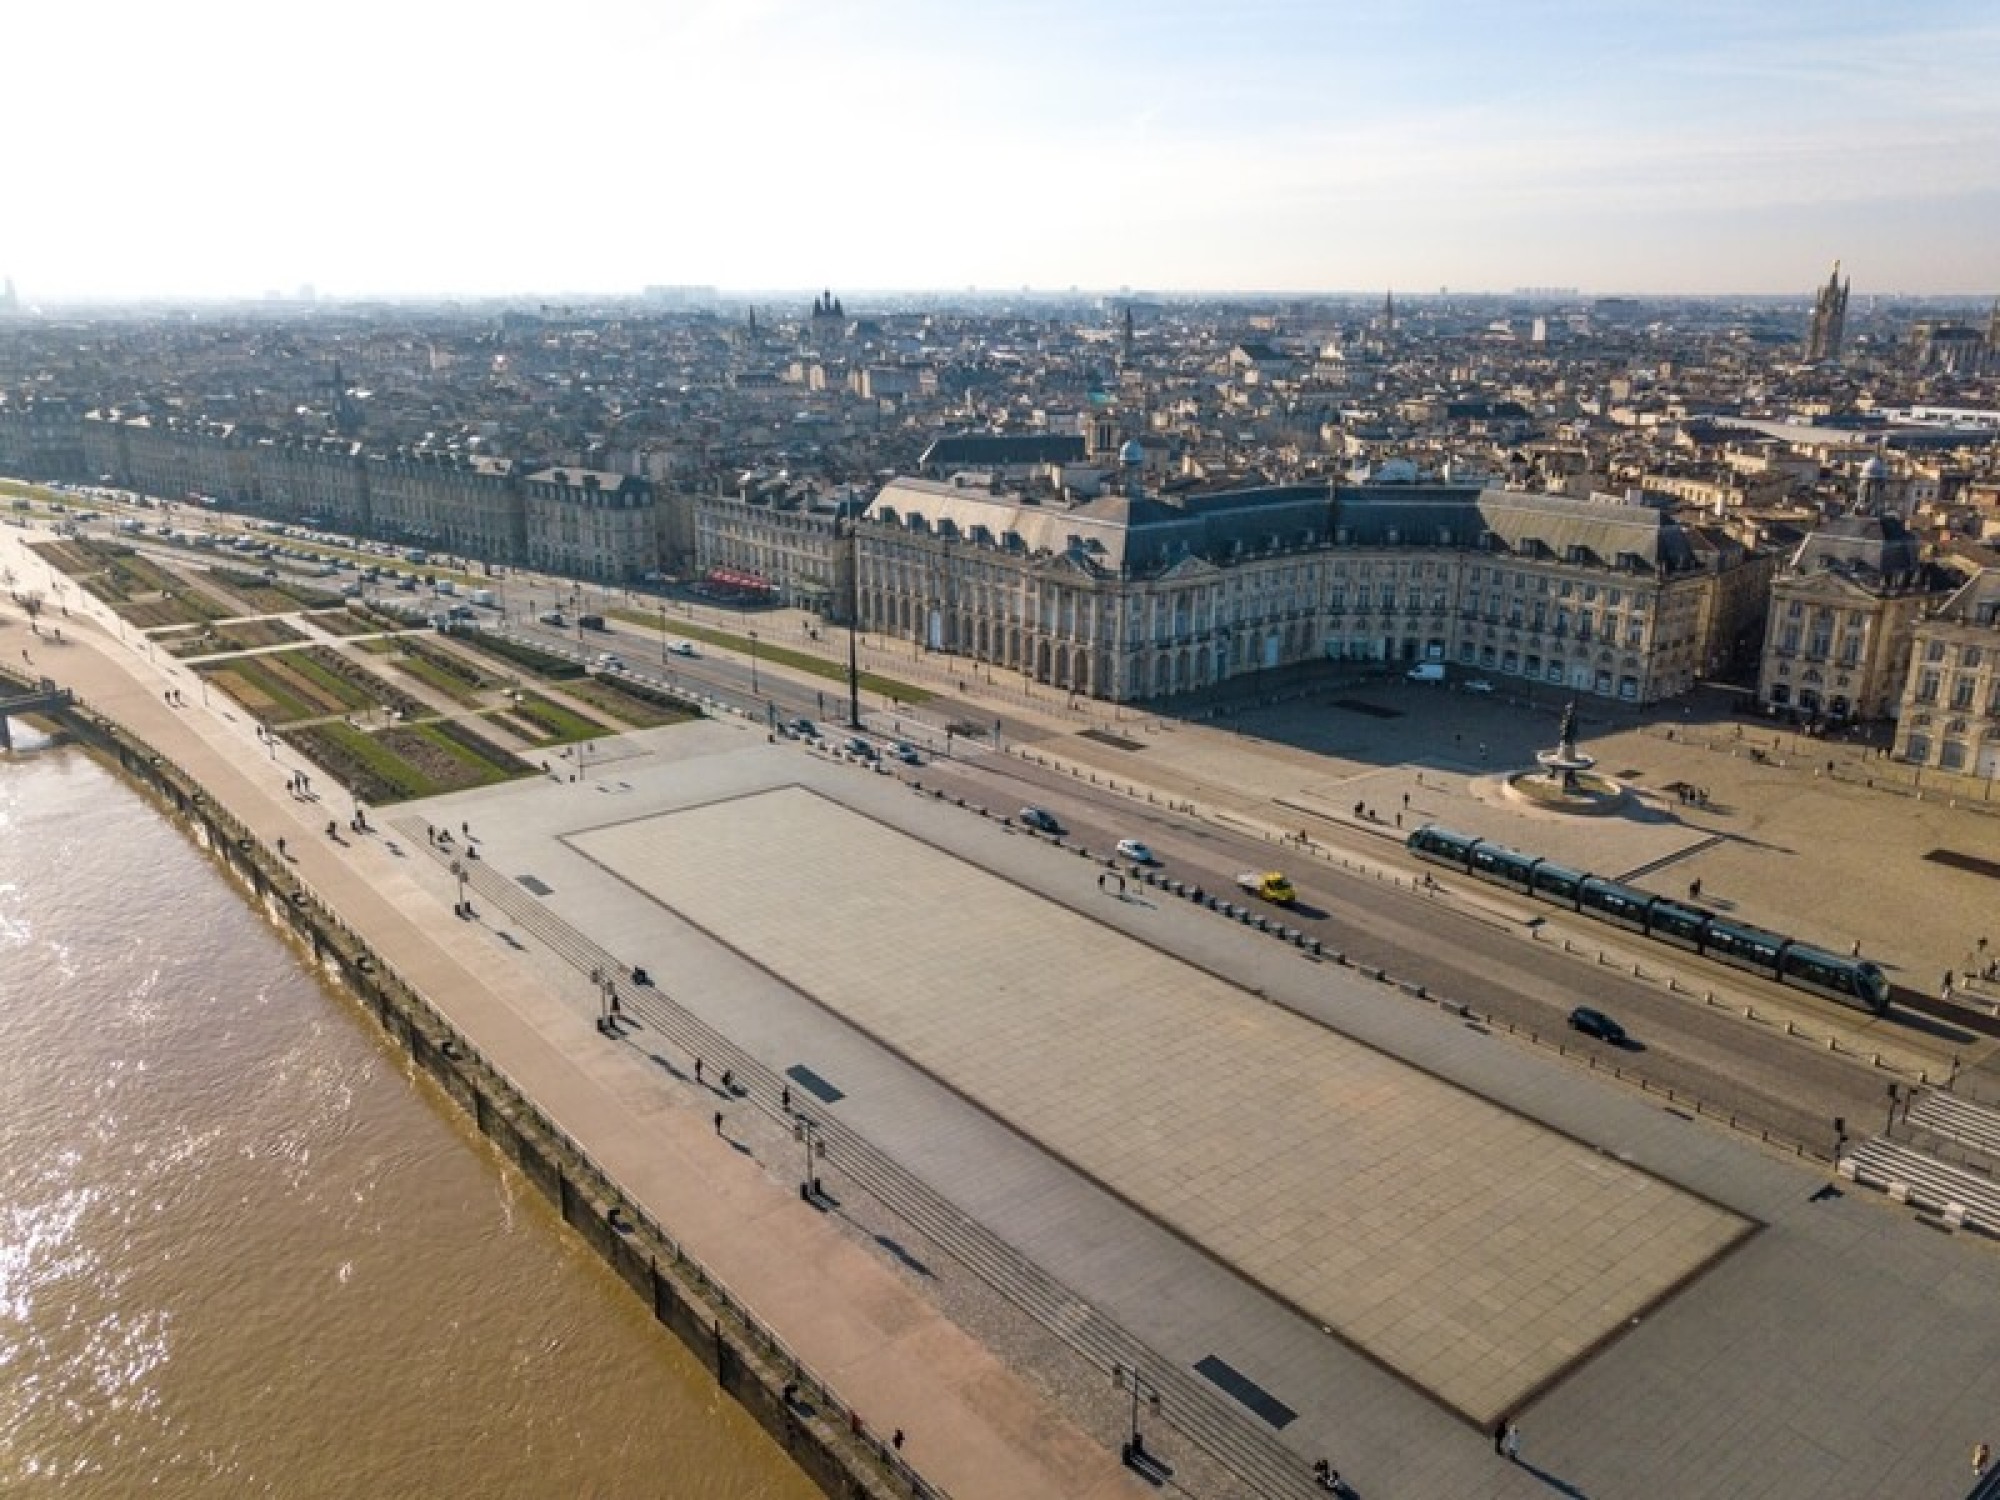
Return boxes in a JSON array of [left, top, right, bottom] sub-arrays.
[[748, 630, 760, 695], [660, 604, 668, 663], [845, 519, 863, 730], [1111, 1363, 1162, 1468], [451, 860, 471, 919], [794, 1114, 826, 1201]]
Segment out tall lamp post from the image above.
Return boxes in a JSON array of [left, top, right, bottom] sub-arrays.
[[1111, 1363, 1161, 1467], [846, 519, 862, 730], [748, 630, 760, 695]]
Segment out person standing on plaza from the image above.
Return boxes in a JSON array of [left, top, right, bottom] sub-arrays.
[[1975, 1440, 1991, 1478], [1503, 1423, 1521, 1462]]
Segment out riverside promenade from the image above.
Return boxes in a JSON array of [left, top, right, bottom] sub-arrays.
[[0, 530, 1132, 1500]]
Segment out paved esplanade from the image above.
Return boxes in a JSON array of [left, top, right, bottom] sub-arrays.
[[573, 785, 1751, 1423]]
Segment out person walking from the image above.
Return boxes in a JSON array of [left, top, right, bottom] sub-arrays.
[[1503, 1424, 1521, 1462], [1975, 1441, 1991, 1478], [712, 1110, 723, 1135], [1493, 1418, 1509, 1455]]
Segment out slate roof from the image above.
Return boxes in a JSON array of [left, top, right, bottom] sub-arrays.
[[918, 433, 1086, 470], [1788, 514, 1925, 587]]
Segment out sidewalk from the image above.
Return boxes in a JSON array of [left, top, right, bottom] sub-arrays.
[[0, 524, 1134, 1500]]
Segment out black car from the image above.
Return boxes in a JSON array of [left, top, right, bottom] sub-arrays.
[[787, 717, 820, 738], [1018, 805, 1064, 834], [844, 736, 879, 760], [1568, 1006, 1628, 1044]]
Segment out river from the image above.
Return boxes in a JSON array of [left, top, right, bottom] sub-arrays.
[[0, 736, 818, 1500]]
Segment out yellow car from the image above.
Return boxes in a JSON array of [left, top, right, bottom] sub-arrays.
[[1236, 871, 1296, 904]]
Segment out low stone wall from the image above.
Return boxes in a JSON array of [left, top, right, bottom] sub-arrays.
[[30, 682, 940, 1500]]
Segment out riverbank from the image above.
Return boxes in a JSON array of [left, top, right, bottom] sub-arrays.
[[0, 529, 1131, 1500]]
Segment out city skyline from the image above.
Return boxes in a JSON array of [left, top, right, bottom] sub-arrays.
[[7, 0, 1999, 303]]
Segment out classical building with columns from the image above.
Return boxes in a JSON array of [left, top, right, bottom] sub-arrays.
[[1891, 568, 2000, 780], [855, 477, 1757, 705]]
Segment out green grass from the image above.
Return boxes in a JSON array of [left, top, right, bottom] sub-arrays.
[[387, 649, 488, 706], [496, 692, 608, 744], [605, 608, 933, 704]]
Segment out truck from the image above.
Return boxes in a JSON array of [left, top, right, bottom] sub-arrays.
[[470, 588, 498, 608], [1235, 871, 1297, 904], [1405, 662, 1445, 683]]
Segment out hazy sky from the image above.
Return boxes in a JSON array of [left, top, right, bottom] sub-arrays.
[[9, 0, 1998, 302]]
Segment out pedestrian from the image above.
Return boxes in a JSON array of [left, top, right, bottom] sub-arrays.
[[713, 1110, 723, 1135], [1493, 1418, 1508, 1454], [781, 1085, 791, 1112], [694, 1058, 704, 1084], [1689, 878, 1702, 901], [276, 837, 287, 857], [721, 1069, 734, 1093], [892, 1428, 904, 1452], [1975, 1441, 1991, 1477], [1503, 1424, 1521, 1462]]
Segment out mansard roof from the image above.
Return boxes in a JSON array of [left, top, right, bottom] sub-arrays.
[[1787, 513, 1926, 589], [1332, 485, 1701, 572]]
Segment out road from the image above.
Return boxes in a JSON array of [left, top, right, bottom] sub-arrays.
[[897, 745, 1964, 1158], [55, 495, 1978, 1161]]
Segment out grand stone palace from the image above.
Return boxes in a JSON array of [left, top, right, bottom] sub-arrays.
[[854, 476, 1769, 706]]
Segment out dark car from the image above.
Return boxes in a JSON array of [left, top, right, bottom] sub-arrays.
[[787, 717, 820, 738], [844, 736, 879, 760], [1568, 1006, 1628, 1044], [1018, 805, 1064, 835]]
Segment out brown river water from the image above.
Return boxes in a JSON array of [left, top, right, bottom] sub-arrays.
[[0, 737, 819, 1500]]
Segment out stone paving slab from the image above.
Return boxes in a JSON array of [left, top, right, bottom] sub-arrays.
[[570, 785, 1754, 1425]]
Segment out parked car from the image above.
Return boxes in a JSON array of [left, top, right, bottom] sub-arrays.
[[787, 717, 820, 738], [890, 741, 922, 765], [1116, 838, 1159, 865], [844, 736, 879, 760], [1018, 806, 1064, 835], [1567, 1006, 1628, 1044], [539, 611, 566, 626], [1406, 662, 1446, 683], [1463, 678, 1495, 693]]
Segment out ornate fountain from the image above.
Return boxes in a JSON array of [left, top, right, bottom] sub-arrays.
[[1506, 700, 1624, 812]]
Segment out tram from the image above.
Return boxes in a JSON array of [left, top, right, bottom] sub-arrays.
[[1406, 825, 1891, 1014]]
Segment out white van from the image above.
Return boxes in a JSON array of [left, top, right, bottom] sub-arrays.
[[1406, 662, 1446, 683]]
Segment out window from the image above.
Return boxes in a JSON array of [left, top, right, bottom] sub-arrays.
[[1916, 671, 1940, 704]]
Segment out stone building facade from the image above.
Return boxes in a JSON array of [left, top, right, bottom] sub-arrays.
[[523, 467, 656, 581], [854, 478, 1759, 705], [1756, 514, 1944, 722], [1893, 569, 2000, 780]]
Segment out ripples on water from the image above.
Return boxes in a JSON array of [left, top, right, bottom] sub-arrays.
[[0, 743, 817, 1499]]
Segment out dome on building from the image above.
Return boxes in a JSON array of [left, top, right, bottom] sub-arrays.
[[1118, 439, 1145, 466], [1859, 455, 1889, 480]]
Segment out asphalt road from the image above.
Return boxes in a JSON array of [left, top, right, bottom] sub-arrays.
[[903, 744, 1957, 1157]]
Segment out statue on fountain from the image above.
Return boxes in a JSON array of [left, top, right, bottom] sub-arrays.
[[1536, 699, 1596, 795]]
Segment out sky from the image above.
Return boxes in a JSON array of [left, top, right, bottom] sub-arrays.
[[7, 0, 1999, 303]]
